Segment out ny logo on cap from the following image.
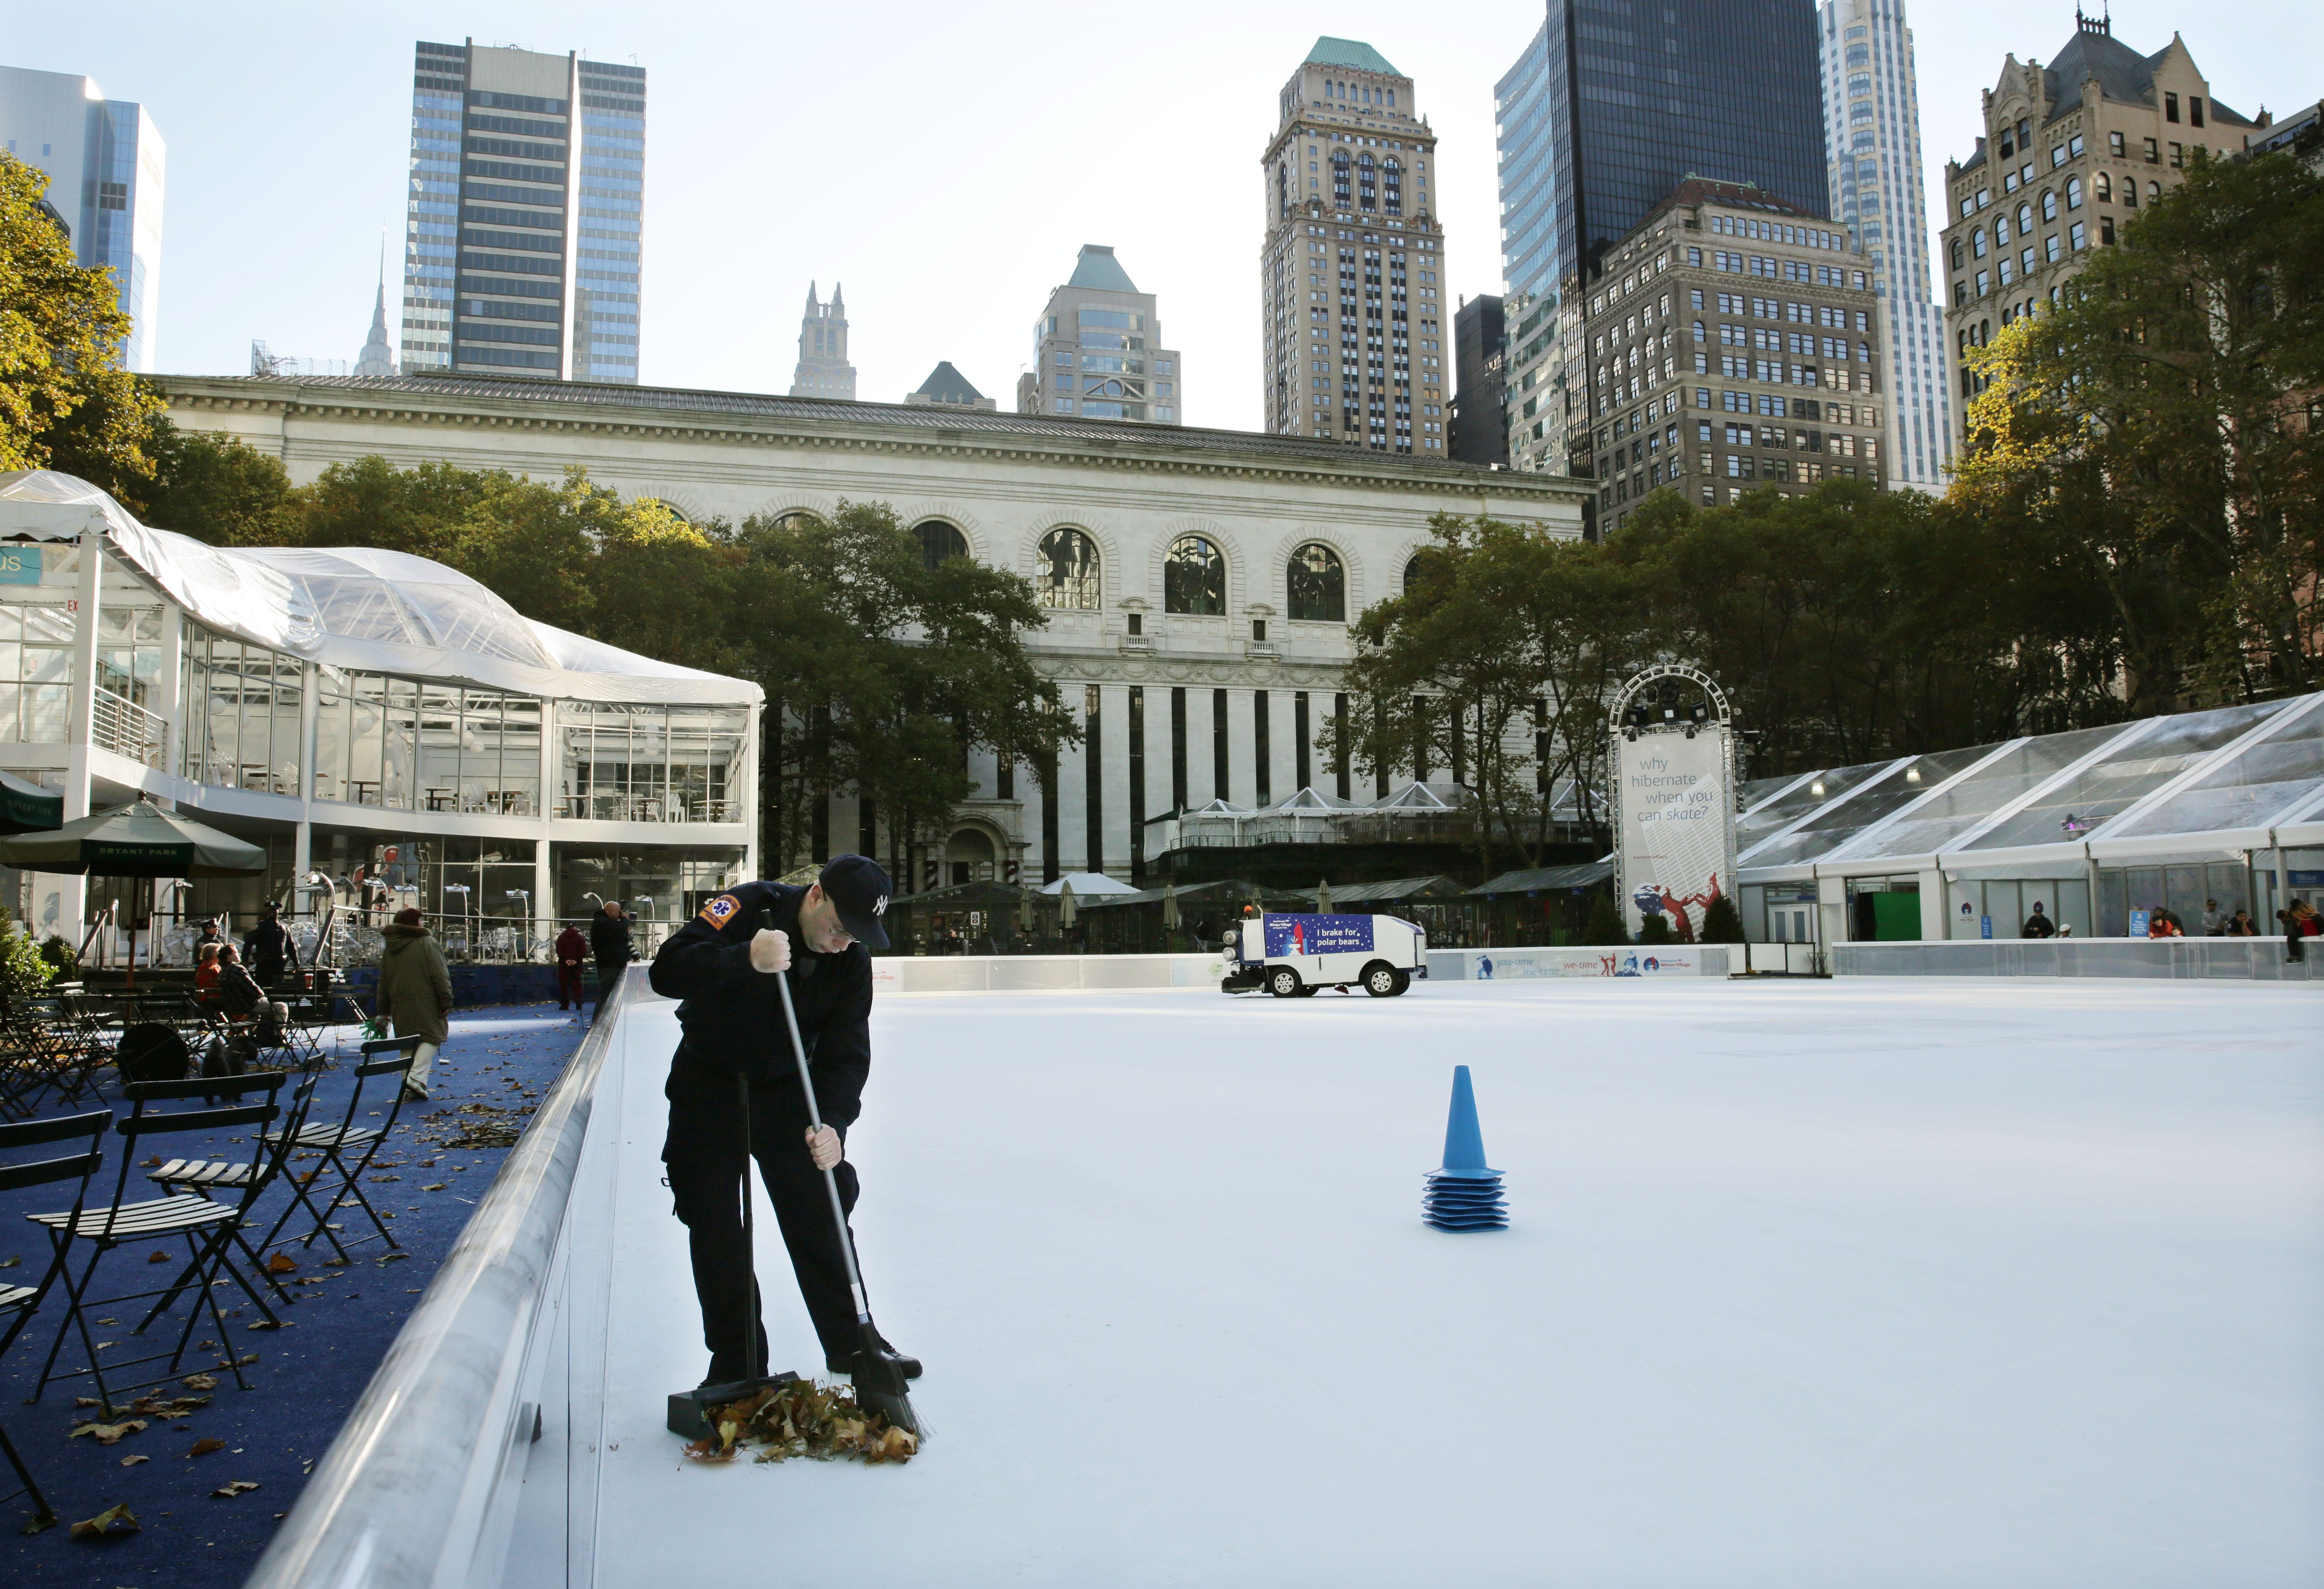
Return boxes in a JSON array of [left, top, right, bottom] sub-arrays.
[[872, 894, 888, 917]]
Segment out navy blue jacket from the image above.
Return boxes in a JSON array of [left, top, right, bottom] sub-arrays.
[[647, 880, 874, 1126]]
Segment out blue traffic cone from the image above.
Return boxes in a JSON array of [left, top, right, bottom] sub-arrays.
[[1424, 1065, 1508, 1231]]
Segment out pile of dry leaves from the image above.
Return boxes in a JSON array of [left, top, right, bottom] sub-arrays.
[[417, 1101, 530, 1151], [683, 1377, 918, 1466]]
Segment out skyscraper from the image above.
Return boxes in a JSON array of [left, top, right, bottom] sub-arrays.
[[1450, 295, 1507, 465], [1819, 0, 1950, 490], [355, 263, 397, 378], [1016, 246, 1182, 425], [1258, 39, 1450, 453], [1, 65, 165, 371], [789, 283, 855, 399], [1496, 2, 1828, 474], [398, 40, 645, 383]]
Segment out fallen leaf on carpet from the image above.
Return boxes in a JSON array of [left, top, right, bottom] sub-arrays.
[[265, 1253, 297, 1274], [68, 1501, 138, 1539], [147, 1251, 171, 1263], [75, 1397, 101, 1408], [120, 1454, 148, 1466], [71, 1420, 147, 1445], [20, 1513, 53, 1534], [238, 1354, 259, 1365], [423, 1183, 446, 1191], [0, 1255, 19, 1268], [182, 1373, 218, 1390], [210, 1480, 261, 1498], [189, 1436, 225, 1456], [141, 1156, 161, 1168]]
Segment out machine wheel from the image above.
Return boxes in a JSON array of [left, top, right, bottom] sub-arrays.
[[1268, 967, 1303, 998], [1362, 962, 1400, 997], [1296, 983, 1320, 997], [1387, 969, 1411, 996]]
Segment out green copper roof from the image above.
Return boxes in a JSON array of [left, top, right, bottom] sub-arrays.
[[1067, 244, 1139, 294], [1305, 37, 1402, 77]]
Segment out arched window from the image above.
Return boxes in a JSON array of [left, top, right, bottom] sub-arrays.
[[1692, 319, 1706, 342], [1403, 551, 1441, 595], [1950, 238, 1963, 269], [2065, 176, 2082, 210], [1331, 152, 1350, 208], [2147, 180, 2159, 201], [1036, 527, 1099, 610], [2095, 171, 2112, 202], [1995, 215, 2011, 247], [1358, 153, 1377, 211], [915, 520, 968, 570], [2016, 202, 2033, 235], [1286, 543, 1345, 622], [2040, 189, 2057, 222], [1162, 535, 1225, 615], [1971, 228, 1987, 258], [1382, 158, 1402, 215]]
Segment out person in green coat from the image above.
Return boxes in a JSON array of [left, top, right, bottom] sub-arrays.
[[377, 907, 453, 1100]]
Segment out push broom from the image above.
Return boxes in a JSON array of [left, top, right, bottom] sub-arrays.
[[771, 963, 923, 1437]]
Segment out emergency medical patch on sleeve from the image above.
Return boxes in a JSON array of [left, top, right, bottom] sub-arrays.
[[698, 892, 742, 929]]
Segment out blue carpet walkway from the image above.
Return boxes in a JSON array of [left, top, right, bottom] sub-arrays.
[[1, 1003, 590, 1587]]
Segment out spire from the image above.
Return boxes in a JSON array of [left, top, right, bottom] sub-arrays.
[[830, 281, 844, 313], [805, 280, 820, 312], [355, 238, 396, 378]]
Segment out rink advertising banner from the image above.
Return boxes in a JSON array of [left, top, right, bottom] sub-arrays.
[[1264, 914, 1375, 957], [1615, 730, 1735, 938]]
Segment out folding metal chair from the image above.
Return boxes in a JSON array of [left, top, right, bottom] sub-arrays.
[[0, 1110, 109, 1529], [261, 1036, 422, 1257], [24, 1071, 290, 1405], [146, 1065, 326, 1310]]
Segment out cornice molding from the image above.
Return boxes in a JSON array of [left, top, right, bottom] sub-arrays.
[[160, 378, 1590, 508]]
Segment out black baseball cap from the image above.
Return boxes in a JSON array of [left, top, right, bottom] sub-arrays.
[[818, 854, 893, 950]]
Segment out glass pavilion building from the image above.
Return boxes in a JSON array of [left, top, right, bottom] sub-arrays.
[[1736, 695, 2324, 945], [0, 472, 756, 955]]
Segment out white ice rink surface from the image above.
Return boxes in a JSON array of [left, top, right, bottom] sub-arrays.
[[572, 978, 2324, 1588]]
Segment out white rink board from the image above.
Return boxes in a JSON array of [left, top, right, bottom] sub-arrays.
[[552, 979, 2324, 1588]]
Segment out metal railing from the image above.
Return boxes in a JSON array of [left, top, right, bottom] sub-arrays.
[[242, 965, 638, 1589], [91, 685, 168, 769]]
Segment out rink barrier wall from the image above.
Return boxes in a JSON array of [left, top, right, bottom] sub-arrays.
[[242, 965, 645, 1589], [1425, 945, 1733, 980], [1833, 937, 2322, 980], [870, 952, 1223, 992]]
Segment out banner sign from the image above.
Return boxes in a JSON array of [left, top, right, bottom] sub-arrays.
[[1263, 914, 1375, 957], [1613, 717, 1737, 939], [0, 547, 42, 585]]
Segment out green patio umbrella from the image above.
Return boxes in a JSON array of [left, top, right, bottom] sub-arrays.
[[0, 800, 268, 985], [0, 769, 62, 835]]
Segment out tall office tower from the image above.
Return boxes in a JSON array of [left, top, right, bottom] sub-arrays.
[[1258, 39, 1450, 453], [1496, 3, 1827, 475], [1450, 295, 1508, 465], [1819, 0, 1950, 492], [1, 66, 166, 371], [399, 40, 646, 382], [789, 282, 856, 398], [1018, 246, 1183, 425], [1937, 15, 2261, 450]]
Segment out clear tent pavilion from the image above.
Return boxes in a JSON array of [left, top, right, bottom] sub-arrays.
[[1733, 693, 2324, 943], [0, 471, 759, 954]]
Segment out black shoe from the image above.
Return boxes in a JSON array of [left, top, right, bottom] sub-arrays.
[[828, 1338, 921, 1381]]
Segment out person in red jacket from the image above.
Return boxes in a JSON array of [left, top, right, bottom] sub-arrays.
[[554, 921, 588, 1013]]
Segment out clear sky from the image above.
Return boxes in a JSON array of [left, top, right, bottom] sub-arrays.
[[8, 2, 2316, 433]]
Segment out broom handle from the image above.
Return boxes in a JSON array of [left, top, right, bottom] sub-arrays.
[[735, 1070, 759, 1383], [772, 962, 873, 1325]]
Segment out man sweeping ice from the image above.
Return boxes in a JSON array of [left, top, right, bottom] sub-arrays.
[[651, 855, 922, 1423]]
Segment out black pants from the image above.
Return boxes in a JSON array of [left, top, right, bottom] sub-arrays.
[[663, 1058, 861, 1374], [593, 956, 628, 1017]]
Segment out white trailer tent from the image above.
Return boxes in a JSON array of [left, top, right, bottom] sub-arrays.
[[0, 471, 759, 950], [1731, 694, 2324, 946]]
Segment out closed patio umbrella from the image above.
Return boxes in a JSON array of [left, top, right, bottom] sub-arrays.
[[1317, 879, 1333, 913], [1058, 879, 1077, 931], [1161, 884, 1180, 931], [0, 800, 268, 986]]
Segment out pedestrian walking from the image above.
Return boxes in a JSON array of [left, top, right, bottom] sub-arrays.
[[377, 906, 453, 1099], [242, 902, 300, 990]]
